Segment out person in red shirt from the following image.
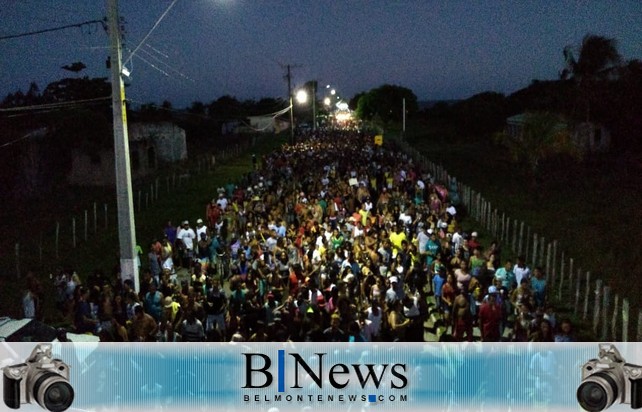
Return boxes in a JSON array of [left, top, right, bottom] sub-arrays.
[[441, 273, 457, 328], [206, 199, 221, 228], [478, 287, 503, 342], [468, 231, 480, 250]]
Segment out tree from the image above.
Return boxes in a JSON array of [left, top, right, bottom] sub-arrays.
[[355, 84, 418, 125], [42, 76, 110, 102], [349, 92, 365, 111], [450, 91, 508, 139], [497, 112, 579, 194], [189, 101, 206, 116], [208, 95, 243, 121], [61, 61, 87, 73], [561, 34, 622, 122]]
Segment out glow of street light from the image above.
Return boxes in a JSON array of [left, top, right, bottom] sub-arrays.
[[295, 89, 308, 104], [324, 97, 331, 106], [336, 101, 349, 110], [330, 89, 336, 95]]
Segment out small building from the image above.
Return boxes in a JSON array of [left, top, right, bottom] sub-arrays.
[[231, 116, 290, 134], [68, 122, 187, 186], [505, 113, 610, 153]]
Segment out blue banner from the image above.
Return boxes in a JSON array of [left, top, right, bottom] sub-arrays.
[[2, 342, 640, 412]]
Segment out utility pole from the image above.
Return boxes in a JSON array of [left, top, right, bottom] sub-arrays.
[[280, 63, 302, 145], [402, 98, 406, 140], [286, 64, 294, 145], [107, 0, 139, 292], [312, 80, 316, 132]]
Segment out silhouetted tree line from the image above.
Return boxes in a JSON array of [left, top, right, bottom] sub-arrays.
[[0, 76, 287, 202], [415, 35, 642, 152]]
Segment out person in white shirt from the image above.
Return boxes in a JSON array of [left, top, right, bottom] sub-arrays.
[[176, 220, 196, 268], [195, 219, 208, 256], [365, 301, 383, 339], [417, 226, 429, 255], [514, 255, 531, 286], [451, 229, 463, 252], [216, 193, 228, 211]]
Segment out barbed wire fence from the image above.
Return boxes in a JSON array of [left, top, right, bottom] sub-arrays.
[[390, 133, 640, 342]]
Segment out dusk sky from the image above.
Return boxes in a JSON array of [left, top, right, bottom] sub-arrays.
[[2, 0, 641, 109]]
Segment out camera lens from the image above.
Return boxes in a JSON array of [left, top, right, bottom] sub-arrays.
[[578, 382, 608, 411], [577, 372, 618, 412], [43, 381, 74, 412], [33, 372, 74, 412]]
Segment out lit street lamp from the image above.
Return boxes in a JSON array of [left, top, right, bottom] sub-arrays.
[[296, 89, 308, 104]]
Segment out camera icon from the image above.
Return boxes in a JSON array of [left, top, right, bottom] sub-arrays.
[[3, 343, 74, 412], [578, 344, 642, 411]]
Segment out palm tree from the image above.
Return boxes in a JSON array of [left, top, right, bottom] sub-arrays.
[[498, 112, 579, 195], [561, 34, 621, 123]]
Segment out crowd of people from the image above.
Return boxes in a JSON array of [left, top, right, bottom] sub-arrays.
[[29, 129, 576, 342]]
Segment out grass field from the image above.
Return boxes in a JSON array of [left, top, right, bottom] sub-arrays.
[[404, 123, 642, 313], [0, 133, 287, 323]]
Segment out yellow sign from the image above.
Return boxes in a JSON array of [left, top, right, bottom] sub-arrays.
[[374, 135, 383, 145]]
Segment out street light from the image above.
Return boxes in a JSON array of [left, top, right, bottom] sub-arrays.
[[296, 89, 308, 104], [290, 88, 311, 145]]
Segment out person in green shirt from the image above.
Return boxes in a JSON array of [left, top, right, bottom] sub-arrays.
[[494, 260, 516, 290], [330, 228, 344, 251]]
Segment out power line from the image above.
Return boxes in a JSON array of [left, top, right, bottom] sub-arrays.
[[123, 0, 179, 67], [0, 133, 34, 149], [0, 96, 111, 113], [0, 19, 105, 41]]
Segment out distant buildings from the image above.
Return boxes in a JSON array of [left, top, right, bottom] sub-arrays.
[[222, 116, 289, 135], [505, 113, 611, 153], [68, 122, 187, 186]]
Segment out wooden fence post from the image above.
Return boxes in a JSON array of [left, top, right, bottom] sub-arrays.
[[532, 234, 538, 268], [545, 243, 552, 284], [539, 236, 545, 267], [552, 240, 558, 288], [583, 272, 591, 320], [574, 268, 581, 315], [491, 209, 497, 237], [474, 193, 480, 221], [622, 298, 629, 342], [505, 218, 510, 247], [518, 221, 524, 257], [568, 258, 574, 296], [592, 280, 603, 335], [500, 213, 505, 243], [568, 266, 574, 309], [526, 226, 531, 261], [558, 251, 565, 301], [486, 202, 491, 232], [611, 294, 619, 341], [600, 286, 611, 341]]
